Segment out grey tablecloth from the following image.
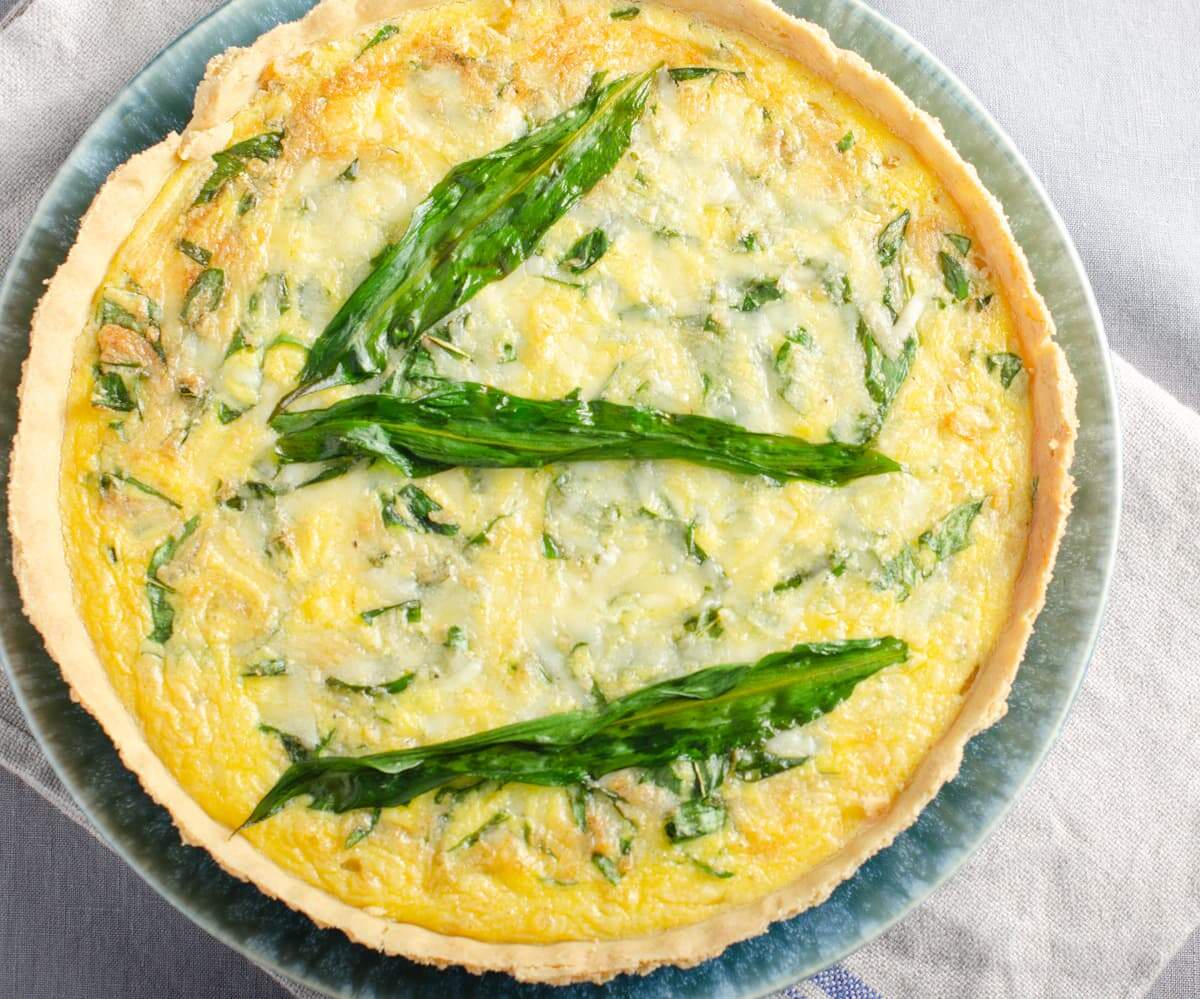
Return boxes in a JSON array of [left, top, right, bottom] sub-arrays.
[[1, 1, 1198, 997]]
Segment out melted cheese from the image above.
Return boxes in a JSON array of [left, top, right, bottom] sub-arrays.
[[59, 0, 1033, 943]]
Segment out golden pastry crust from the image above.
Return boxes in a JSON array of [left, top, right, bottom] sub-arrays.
[[9, 0, 1076, 983]]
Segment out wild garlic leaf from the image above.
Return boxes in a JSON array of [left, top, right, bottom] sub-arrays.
[[270, 381, 900, 487], [240, 638, 907, 825], [193, 131, 284, 206], [283, 67, 658, 405]]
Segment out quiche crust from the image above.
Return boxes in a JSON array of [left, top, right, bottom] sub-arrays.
[[9, 0, 1076, 984]]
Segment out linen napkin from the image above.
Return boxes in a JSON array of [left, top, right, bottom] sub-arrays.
[[2, 0, 1198, 997]]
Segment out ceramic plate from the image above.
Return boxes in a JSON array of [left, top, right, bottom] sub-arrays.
[[0, 1, 1119, 995]]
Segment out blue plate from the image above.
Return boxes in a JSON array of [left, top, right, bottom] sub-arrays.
[[0, 1, 1119, 995]]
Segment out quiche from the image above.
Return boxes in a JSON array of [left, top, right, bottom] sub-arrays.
[[9, 0, 1076, 984]]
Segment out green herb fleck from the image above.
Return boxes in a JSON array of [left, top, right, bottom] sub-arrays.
[[592, 853, 622, 883], [99, 471, 180, 509], [542, 533, 564, 559], [216, 401, 245, 424], [326, 673, 414, 696], [837, 131, 855, 152], [360, 600, 422, 624], [938, 250, 970, 301], [224, 327, 251, 359], [945, 233, 972, 256], [338, 158, 360, 182], [242, 659, 287, 678], [610, 5, 639, 18], [146, 517, 199, 644], [182, 268, 225, 324], [855, 317, 918, 443], [878, 500, 985, 600], [344, 808, 380, 848], [734, 277, 784, 312], [666, 797, 725, 841], [358, 23, 399, 57], [450, 811, 511, 851], [91, 367, 136, 412], [668, 66, 746, 82], [193, 131, 284, 206], [684, 606, 724, 639], [177, 239, 212, 266], [876, 210, 910, 267], [384, 484, 459, 536], [98, 298, 145, 332], [987, 351, 1024, 389], [466, 514, 507, 547], [562, 228, 609, 273], [687, 856, 734, 879], [257, 724, 316, 764]]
